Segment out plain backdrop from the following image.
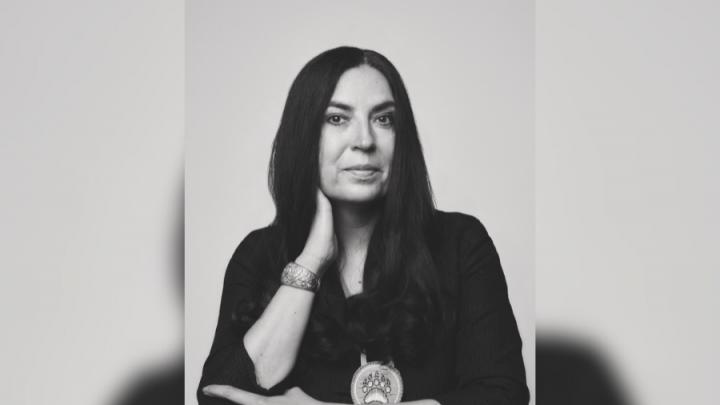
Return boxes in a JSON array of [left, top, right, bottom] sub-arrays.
[[536, 1, 720, 404], [186, 1, 535, 404], [0, 1, 184, 404], [2, 1, 718, 405]]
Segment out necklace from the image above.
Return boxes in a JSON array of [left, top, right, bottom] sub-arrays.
[[350, 352, 403, 404]]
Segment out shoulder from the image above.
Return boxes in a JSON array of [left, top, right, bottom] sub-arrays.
[[431, 210, 505, 283], [429, 210, 499, 273], [431, 209, 491, 242], [230, 224, 281, 259], [224, 224, 283, 283], [426, 210, 496, 266]]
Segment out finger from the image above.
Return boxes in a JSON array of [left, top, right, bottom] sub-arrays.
[[316, 188, 332, 209], [317, 187, 328, 200], [202, 385, 263, 405], [284, 386, 308, 401]]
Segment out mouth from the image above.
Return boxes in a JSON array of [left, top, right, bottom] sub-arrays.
[[344, 164, 380, 172], [343, 165, 381, 180]]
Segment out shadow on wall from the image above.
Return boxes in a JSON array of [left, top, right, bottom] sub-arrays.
[[112, 362, 183, 405], [109, 181, 185, 405], [537, 334, 632, 405]]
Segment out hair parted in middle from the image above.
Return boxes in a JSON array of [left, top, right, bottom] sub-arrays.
[[252, 46, 447, 364]]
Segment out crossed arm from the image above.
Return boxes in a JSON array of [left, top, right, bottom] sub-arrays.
[[202, 385, 440, 405]]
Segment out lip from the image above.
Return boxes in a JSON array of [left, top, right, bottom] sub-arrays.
[[343, 164, 380, 171], [342, 165, 381, 181]]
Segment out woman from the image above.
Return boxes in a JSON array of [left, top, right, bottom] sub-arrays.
[[198, 46, 528, 405]]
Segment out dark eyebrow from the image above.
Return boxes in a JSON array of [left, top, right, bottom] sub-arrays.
[[327, 101, 353, 111], [370, 101, 396, 114], [326, 100, 396, 114]]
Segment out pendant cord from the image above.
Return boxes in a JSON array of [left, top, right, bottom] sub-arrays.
[[360, 351, 395, 367]]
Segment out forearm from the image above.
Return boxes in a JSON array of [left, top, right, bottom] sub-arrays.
[[243, 283, 315, 389], [324, 400, 439, 405]]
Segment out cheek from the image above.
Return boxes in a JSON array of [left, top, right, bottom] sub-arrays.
[[317, 133, 340, 188], [318, 130, 339, 160], [318, 162, 335, 190]]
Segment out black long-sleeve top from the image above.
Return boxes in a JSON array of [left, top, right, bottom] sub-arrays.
[[197, 211, 529, 405]]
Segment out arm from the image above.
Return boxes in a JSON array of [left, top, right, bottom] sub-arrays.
[[243, 190, 336, 388], [203, 385, 442, 405], [430, 216, 529, 405], [241, 259, 320, 388], [196, 228, 283, 405], [198, 191, 336, 404]]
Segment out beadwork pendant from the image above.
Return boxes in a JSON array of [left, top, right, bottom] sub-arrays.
[[350, 360, 403, 404]]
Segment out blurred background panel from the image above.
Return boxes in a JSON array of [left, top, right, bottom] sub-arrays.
[[0, 1, 184, 404], [537, 1, 719, 404]]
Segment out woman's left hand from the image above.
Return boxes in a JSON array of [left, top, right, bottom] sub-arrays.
[[202, 385, 323, 405], [203, 384, 440, 405]]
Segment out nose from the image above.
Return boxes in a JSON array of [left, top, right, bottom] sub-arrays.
[[351, 120, 376, 152]]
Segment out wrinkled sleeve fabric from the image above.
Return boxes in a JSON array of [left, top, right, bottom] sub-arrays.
[[197, 228, 291, 405], [431, 215, 529, 405]]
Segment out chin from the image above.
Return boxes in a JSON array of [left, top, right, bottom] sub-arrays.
[[325, 185, 386, 205], [336, 196, 384, 206]]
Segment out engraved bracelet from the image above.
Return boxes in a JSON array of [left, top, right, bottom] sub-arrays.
[[280, 261, 320, 292]]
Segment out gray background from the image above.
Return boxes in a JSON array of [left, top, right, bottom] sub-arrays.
[[187, 1, 535, 404], [1, 1, 718, 405], [0, 1, 184, 404], [536, 1, 719, 404]]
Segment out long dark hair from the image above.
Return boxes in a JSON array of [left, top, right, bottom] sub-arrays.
[[266, 46, 443, 364]]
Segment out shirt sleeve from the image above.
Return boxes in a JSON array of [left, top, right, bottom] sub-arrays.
[[196, 228, 293, 405], [431, 216, 529, 405]]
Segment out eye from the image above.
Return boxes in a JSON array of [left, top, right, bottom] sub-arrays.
[[325, 114, 348, 126], [374, 113, 394, 128]]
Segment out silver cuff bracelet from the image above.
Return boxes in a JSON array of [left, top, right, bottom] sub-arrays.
[[280, 261, 320, 292]]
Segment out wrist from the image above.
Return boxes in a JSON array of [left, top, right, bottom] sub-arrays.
[[281, 262, 321, 293], [295, 253, 327, 276]]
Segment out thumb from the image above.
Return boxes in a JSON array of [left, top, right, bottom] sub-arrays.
[[284, 386, 307, 398]]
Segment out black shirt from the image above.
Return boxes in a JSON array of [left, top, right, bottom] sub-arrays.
[[197, 210, 528, 405]]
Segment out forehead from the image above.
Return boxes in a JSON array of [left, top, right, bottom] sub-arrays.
[[330, 65, 394, 106]]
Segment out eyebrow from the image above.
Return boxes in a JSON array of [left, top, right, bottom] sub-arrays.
[[327, 100, 396, 114]]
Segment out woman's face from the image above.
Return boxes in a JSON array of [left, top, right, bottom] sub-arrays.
[[318, 65, 395, 205]]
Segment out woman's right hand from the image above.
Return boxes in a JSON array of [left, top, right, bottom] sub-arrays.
[[295, 189, 337, 276]]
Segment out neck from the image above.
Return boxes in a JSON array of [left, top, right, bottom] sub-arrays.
[[333, 201, 380, 254]]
